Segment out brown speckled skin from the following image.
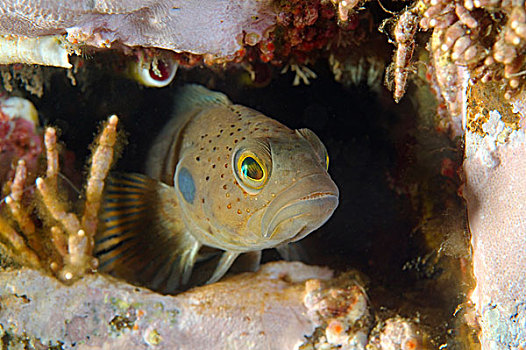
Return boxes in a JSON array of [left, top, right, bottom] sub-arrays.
[[146, 85, 339, 252]]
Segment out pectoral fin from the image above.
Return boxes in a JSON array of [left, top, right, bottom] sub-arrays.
[[276, 242, 309, 262], [95, 172, 201, 293], [206, 251, 240, 284], [231, 250, 261, 273]]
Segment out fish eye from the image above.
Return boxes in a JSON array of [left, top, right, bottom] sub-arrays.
[[241, 156, 264, 181], [237, 152, 267, 190]]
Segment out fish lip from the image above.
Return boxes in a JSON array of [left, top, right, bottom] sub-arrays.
[[262, 183, 339, 240], [296, 191, 339, 202], [285, 223, 312, 244]]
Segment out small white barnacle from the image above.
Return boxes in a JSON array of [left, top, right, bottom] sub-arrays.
[[128, 53, 178, 88]]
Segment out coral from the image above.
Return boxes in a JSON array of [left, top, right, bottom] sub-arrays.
[[419, 0, 526, 110], [0, 1, 378, 92], [231, 0, 374, 86], [274, 0, 333, 65], [330, 0, 365, 23], [0, 259, 436, 350], [378, 0, 526, 108], [427, 30, 468, 119], [3, 1, 523, 348], [0, 64, 47, 97], [281, 63, 319, 85], [3, 0, 526, 108], [329, 50, 386, 92], [271, 0, 370, 65], [0, 115, 119, 283]]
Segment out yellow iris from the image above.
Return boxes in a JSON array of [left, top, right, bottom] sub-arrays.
[[237, 153, 266, 189]]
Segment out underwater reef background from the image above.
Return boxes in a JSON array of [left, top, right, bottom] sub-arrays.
[[0, 0, 525, 349]]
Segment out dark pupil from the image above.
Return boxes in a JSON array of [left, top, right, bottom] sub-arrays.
[[241, 157, 263, 180]]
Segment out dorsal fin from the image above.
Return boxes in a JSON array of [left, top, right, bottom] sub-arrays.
[[95, 172, 201, 293], [173, 84, 232, 117]]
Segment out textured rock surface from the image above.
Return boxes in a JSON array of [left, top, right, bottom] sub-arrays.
[[463, 82, 526, 349], [0, 262, 332, 350], [0, 0, 276, 57], [367, 317, 424, 350]]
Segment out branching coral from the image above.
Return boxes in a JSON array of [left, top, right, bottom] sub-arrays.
[[0, 115, 119, 282]]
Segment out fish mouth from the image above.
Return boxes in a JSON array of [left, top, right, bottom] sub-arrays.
[[262, 173, 339, 241]]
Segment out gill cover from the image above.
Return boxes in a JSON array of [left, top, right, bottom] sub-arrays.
[[296, 128, 329, 170]]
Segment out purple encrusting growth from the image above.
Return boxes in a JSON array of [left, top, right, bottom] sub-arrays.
[[0, 0, 276, 57]]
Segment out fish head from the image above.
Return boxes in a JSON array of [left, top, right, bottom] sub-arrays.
[[173, 107, 338, 251], [245, 127, 339, 247]]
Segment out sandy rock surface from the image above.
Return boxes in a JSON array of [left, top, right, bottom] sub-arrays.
[[0, 261, 333, 350], [463, 84, 526, 349]]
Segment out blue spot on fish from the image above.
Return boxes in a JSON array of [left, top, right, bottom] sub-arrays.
[[178, 167, 196, 204]]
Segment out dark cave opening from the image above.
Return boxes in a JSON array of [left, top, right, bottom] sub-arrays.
[[33, 58, 424, 290], [13, 51, 468, 345]]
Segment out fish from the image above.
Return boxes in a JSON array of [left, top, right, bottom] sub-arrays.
[[94, 84, 339, 293]]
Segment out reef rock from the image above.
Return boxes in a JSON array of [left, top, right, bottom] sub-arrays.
[[0, 0, 276, 58], [0, 261, 333, 349], [463, 81, 526, 349]]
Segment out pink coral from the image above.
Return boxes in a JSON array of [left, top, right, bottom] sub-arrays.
[[0, 96, 42, 187]]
